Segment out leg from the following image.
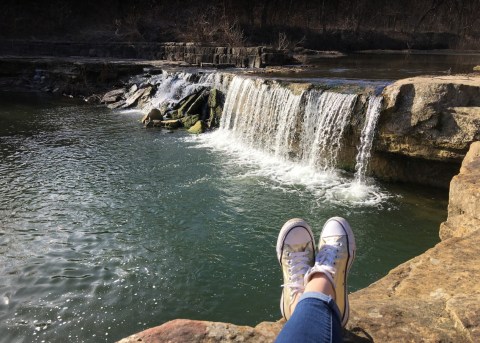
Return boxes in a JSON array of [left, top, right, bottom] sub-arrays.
[[276, 218, 316, 319], [275, 217, 356, 342], [275, 282, 343, 343]]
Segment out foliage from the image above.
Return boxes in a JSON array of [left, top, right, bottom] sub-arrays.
[[0, 0, 479, 49]]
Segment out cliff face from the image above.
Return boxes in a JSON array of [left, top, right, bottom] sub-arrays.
[[377, 76, 480, 162], [346, 142, 480, 342], [369, 75, 480, 187]]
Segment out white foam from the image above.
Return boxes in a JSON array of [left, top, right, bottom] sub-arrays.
[[186, 130, 391, 207]]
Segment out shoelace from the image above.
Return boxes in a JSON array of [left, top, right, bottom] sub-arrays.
[[282, 250, 311, 298], [315, 243, 340, 275]]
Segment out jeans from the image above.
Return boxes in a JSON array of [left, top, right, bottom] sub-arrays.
[[275, 292, 343, 343]]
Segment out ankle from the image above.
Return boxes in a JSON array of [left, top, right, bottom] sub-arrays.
[[304, 272, 336, 300]]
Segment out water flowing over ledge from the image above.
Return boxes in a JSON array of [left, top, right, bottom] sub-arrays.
[[171, 73, 390, 207]]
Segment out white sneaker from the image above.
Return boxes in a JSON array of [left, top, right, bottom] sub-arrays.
[[276, 218, 315, 320], [305, 217, 356, 327]]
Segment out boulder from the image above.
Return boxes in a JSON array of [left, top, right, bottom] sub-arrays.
[[116, 319, 284, 343], [187, 120, 205, 134], [162, 119, 181, 130], [177, 89, 207, 117], [377, 75, 480, 162], [123, 86, 153, 108], [207, 88, 224, 128], [101, 88, 125, 103], [474, 66, 480, 72], [180, 114, 200, 129], [107, 100, 126, 109], [440, 141, 480, 240], [208, 88, 218, 108], [148, 108, 163, 121], [152, 120, 162, 127]]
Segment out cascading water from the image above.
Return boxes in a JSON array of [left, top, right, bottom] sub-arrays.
[[127, 71, 388, 206], [220, 77, 303, 159], [300, 90, 357, 170], [219, 76, 359, 171], [354, 96, 383, 184], [136, 70, 227, 112], [190, 74, 389, 206]]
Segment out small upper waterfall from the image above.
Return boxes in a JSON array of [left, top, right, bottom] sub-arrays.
[[354, 96, 383, 183]]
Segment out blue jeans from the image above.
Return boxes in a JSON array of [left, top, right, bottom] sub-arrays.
[[275, 292, 343, 343]]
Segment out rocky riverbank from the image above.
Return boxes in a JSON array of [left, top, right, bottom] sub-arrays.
[[117, 142, 480, 342], [370, 74, 480, 187]]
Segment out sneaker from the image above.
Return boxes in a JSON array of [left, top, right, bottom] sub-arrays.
[[304, 217, 356, 327], [276, 218, 315, 320]]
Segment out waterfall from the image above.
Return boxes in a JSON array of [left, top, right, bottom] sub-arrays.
[[354, 96, 383, 183], [188, 74, 389, 206], [220, 76, 304, 160], [220, 76, 357, 170], [300, 90, 357, 170]]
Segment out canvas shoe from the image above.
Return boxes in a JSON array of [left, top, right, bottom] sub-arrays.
[[276, 218, 315, 320], [304, 217, 356, 327]]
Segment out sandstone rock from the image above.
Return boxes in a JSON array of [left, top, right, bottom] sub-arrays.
[[123, 87, 146, 108], [377, 75, 480, 162], [347, 141, 480, 342], [208, 88, 218, 108], [188, 120, 205, 134], [123, 86, 153, 108], [347, 228, 480, 342], [101, 88, 125, 103], [107, 100, 126, 109], [116, 319, 284, 343], [440, 141, 480, 240], [152, 120, 162, 127]]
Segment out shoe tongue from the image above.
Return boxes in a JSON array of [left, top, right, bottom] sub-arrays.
[[322, 235, 341, 245]]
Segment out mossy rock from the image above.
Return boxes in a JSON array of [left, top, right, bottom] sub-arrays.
[[181, 114, 200, 129], [474, 65, 480, 72], [187, 120, 205, 134], [177, 93, 197, 116], [208, 88, 218, 108]]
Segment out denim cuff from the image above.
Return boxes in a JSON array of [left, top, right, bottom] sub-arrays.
[[298, 291, 342, 321]]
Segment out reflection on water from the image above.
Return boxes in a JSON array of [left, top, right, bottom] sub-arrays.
[[0, 92, 447, 342]]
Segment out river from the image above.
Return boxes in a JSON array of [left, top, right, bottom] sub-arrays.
[[0, 91, 447, 342]]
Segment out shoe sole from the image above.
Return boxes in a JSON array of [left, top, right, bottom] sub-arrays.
[[276, 218, 315, 320], [322, 217, 356, 327]]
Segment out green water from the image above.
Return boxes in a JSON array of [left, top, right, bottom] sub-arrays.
[[0, 92, 447, 342]]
